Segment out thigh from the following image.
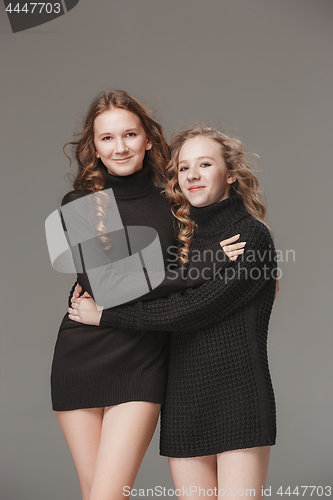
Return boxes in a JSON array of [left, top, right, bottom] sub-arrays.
[[217, 446, 271, 500], [89, 401, 161, 500], [169, 455, 218, 500], [56, 407, 104, 500]]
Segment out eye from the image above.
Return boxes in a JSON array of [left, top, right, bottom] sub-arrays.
[[126, 132, 136, 138], [102, 136, 112, 141], [200, 162, 211, 168], [179, 166, 188, 172]]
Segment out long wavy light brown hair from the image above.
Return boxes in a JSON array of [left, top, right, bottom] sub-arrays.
[[164, 126, 267, 264], [64, 90, 170, 248]]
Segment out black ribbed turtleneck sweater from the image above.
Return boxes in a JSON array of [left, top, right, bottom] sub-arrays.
[[98, 195, 277, 457], [51, 162, 176, 411]]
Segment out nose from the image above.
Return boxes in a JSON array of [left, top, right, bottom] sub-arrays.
[[114, 138, 128, 154], [187, 166, 200, 181]]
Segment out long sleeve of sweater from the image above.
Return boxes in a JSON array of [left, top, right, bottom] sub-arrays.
[[61, 191, 96, 301], [99, 220, 276, 331]]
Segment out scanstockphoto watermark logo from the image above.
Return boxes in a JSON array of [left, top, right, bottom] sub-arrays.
[[3, 0, 80, 33]]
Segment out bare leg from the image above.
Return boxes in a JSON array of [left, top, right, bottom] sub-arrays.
[[56, 408, 104, 500], [89, 401, 161, 500], [169, 455, 218, 500], [217, 446, 271, 499]]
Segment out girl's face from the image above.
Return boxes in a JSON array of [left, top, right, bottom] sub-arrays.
[[93, 107, 152, 176], [177, 136, 236, 207]]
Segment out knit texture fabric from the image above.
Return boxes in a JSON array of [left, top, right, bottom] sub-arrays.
[[51, 161, 175, 411], [99, 195, 277, 457]]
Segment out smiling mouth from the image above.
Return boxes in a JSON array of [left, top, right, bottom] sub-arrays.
[[113, 157, 133, 163]]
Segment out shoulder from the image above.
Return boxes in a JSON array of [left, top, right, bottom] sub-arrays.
[[236, 216, 274, 248], [61, 189, 88, 207]]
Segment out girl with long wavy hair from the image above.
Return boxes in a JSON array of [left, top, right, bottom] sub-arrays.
[[51, 93, 242, 500], [70, 126, 277, 499]]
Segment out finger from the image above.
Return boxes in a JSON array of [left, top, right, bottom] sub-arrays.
[[68, 314, 81, 323], [72, 285, 79, 300], [81, 291, 91, 298], [224, 248, 245, 258], [68, 308, 82, 323], [72, 297, 83, 307], [219, 234, 240, 247], [222, 242, 246, 252], [74, 283, 82, 298], [71, 295, 82, 305]]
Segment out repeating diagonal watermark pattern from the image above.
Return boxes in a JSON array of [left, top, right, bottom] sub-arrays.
[[45, 189, 165, 308]]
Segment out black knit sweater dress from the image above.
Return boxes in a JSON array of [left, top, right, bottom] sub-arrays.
[[98, 195, 277, 457], [51, 163, 176, 411]]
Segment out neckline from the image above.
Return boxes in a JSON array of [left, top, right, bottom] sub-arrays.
[[189, 195, 250, 234], [99, 160, 155, 199]]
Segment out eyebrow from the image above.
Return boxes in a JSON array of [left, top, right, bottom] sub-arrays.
[[98, 128, 140, 138], [178, 156, 215, 165]]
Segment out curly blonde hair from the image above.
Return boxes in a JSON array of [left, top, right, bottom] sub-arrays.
[[164, 126, 267, 264], [64, 90, 170, 249]]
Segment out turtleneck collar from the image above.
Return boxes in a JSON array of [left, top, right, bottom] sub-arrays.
[[99, 160, 155, 199], [190, 195, 250, 234]]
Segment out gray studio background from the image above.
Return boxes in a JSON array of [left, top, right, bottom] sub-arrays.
[[1, 1, 332, 499]]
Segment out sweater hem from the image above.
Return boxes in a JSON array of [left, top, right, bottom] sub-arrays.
[[160, 437, 276, 458], [51, 368, 166, 411]]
